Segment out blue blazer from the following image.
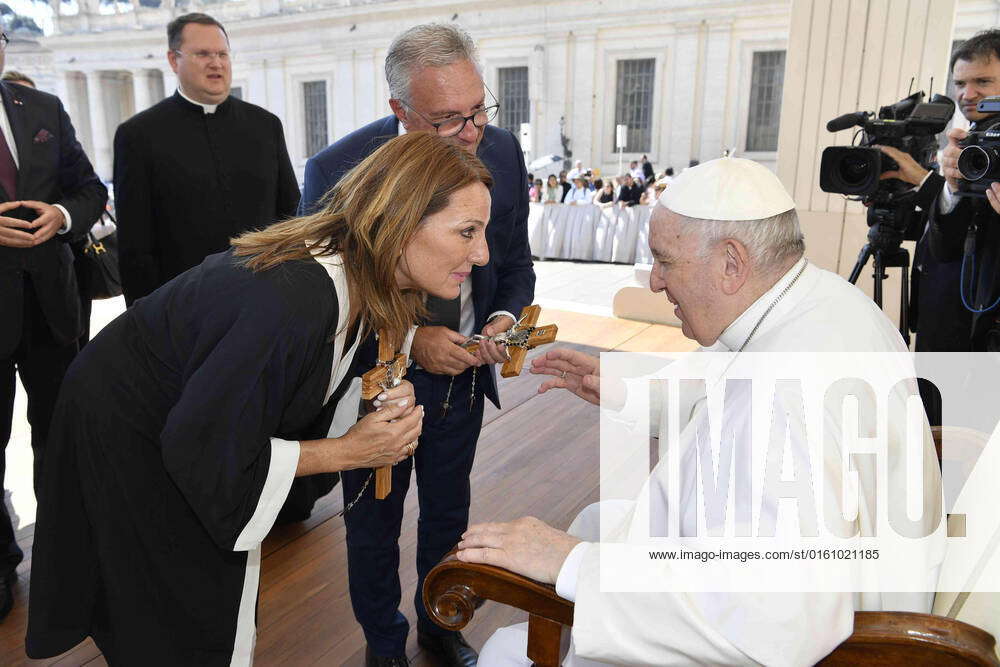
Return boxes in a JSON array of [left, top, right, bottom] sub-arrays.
[[300, 116, 536, 407]]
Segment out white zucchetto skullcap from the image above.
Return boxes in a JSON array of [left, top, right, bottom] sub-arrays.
[[657, 157, 797, 220]]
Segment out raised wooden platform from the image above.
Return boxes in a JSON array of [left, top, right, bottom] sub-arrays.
[[3, 309, 693, 666]]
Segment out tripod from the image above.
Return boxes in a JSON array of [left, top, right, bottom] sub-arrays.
[[847, 208, 912, 346]]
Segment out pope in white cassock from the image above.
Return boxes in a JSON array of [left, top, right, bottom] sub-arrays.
[[456, 157, 945, 665]]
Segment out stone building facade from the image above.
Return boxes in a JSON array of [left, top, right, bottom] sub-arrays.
[[6, 0, 996, 185]]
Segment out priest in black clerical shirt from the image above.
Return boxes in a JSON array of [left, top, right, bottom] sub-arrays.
[[113, 12, 299, 305]]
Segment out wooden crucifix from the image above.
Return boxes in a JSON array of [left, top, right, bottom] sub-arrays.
[[463, 304, 558, 378], [361, 333, 408, 500]]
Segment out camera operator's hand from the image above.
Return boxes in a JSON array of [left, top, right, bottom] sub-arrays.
[[941, 127, 969, 194], [987, 182, 1000, 216], [875, 145, 929, 185]]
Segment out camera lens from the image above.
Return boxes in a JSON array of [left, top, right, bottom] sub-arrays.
[[958, 145, 991, 181], [837, 156, 871, 188], [820, 146, 881, 195]]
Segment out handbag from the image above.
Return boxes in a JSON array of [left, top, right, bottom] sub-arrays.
[[78, 211, 123, 300]]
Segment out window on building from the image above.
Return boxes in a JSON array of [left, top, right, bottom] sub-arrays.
[[497, 66, 529, 136], [745, 50, 786, 152], [613, 58, 655, 153], [230, 86, 243, 100], [303, 80, 328, 159]]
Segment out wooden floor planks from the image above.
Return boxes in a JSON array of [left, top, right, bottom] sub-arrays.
[[3, 309, 691, 666]]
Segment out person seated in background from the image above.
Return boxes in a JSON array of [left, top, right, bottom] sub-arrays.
[[558, 170, 571, 202], [565, 176, 590, 204], [528, 178, 541, 203], [629, 159, 645, 184], [592, 181, 615, 208], [617, 174, 643, 207], [457, 157, 943, 667], [543, 174, 561, 204], [651, 175, 669, 203], [567, 160, 584, 181], [641, 154, 655, 183]]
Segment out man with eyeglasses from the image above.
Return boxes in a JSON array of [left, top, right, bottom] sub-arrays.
[[114, 12, 299, 306], [0, 29, 107, 621], [301, 22, 535, 667]]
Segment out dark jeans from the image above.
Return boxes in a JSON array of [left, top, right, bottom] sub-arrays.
[[0, 278, 78, 577], [342, 367, 484, 656]]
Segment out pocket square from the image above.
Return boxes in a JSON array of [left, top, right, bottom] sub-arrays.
[[33, 129, 53, 144]]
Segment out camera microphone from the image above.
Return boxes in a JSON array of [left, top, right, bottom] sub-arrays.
[[826, 112, 870, 133]]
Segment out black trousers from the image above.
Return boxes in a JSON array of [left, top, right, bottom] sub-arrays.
[[341, 367, 484, 656], [0, 277, 78, 577]]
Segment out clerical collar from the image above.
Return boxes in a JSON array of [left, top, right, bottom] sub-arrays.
[[176, 87, 222, 114], [715, 257, 809, 352]]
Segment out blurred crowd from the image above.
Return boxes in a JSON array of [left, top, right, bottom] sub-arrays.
[[527, 155, 678, 209]]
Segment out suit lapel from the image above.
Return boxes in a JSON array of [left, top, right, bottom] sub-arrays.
[[0, 82, 31, 195]]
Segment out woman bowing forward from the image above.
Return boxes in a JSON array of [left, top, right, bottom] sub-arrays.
[[26, 132, 493, 666]]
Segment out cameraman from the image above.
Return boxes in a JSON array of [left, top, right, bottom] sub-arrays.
[[875, 30, 1000, 353], [928, 29, 1000, 352]]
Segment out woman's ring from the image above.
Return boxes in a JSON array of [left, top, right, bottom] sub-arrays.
[[560, 370, 568, 380], [406, 443, 414, 457]]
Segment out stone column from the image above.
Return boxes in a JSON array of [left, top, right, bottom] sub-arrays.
[[568, 29, 597, 168], [85, 70, 112, 181], [132, 69, 152, 114], [161, 66, 176, 97], [528, 43, 545, 160], [697, 20, 733, 163], [668, 21, 703, 170], [53, 70, 70, 105], [48, 0, 60, 34]]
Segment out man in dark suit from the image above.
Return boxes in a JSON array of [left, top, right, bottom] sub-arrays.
[[114, 13, 299, 305], [0, 31, 107, 620], [300, 22, 535, 667]]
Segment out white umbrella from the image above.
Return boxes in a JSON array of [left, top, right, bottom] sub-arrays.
[[527, 154, 562, 171]]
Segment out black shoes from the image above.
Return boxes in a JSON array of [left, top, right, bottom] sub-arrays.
[[417, 631, 479, 667], [365, 645, 410, 667], [364, 631, 478, 667], [0, 571, 15, 621]]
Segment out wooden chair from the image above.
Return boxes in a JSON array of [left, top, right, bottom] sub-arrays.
[[423, 554, 998, 665], [423, 427, 1000, 665]]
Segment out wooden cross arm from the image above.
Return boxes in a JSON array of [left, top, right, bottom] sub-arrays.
[[463, 323, 559, 378], [361, 353, 407, 400]]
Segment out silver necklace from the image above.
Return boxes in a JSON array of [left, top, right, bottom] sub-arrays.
[[736, 259, 808, 353]]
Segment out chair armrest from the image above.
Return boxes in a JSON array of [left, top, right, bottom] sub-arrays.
[[423, 550, 574, 631], [423, 551, 574, 667], [820, 611, 999, 665]]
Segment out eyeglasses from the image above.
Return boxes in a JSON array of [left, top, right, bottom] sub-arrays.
[[172, 49, 231, 64], [398, 85, 501, 138], [0, 34, 8, 52]]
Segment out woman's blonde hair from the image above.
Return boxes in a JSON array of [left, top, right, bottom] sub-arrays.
[[232, 132, 493, 349]]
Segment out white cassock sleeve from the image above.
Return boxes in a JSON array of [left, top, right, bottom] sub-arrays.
[[569, 543, 854, 666]]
